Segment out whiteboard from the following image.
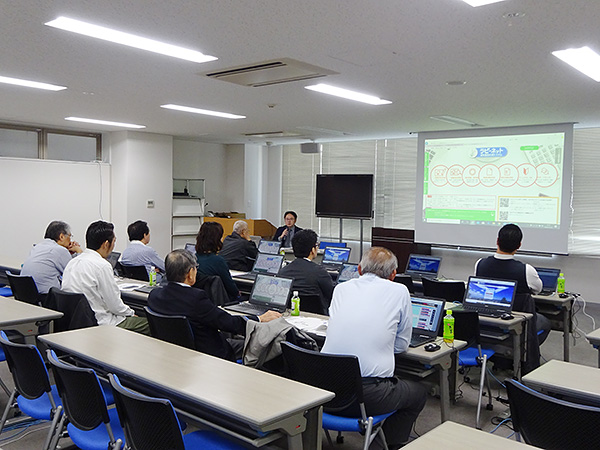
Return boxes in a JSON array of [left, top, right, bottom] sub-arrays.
[[0, 157, 110, 264]]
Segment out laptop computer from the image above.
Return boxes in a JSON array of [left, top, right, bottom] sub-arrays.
[[410, 296, 445, 347], [225, 274, 293, 315], [337, 263, 359, 283], [319, 241, 347, 250], [462, 276, 517, 317], [257, 239, 282, 255], [534, 267, 561, 296], [184, 243, 196, 256], [321, 247, 351, 270], [404, 254, 442, 281], [234, 252, 284, 281]]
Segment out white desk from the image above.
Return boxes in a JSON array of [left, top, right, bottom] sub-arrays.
[[403, 421, 535, 449], [586, 328, 600, 367], [0, 296, 63, 328], [522, 359, 600, 406], [533, 293, 574, 362], [39, 326, 334, 450]]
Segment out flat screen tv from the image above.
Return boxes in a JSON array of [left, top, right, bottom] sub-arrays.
[[316, 174, 374, 219]]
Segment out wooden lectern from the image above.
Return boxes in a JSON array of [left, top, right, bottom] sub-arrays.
[[206, 218, 277, 239]]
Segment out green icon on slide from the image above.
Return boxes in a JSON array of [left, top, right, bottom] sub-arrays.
[[520, 146, 539, 151]]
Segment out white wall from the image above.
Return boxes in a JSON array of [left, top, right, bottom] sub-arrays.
[[173, 140, 232, 214], [109, 131, 173, 258], [225, 144, 245, 213], [0, 157, 110, 264]]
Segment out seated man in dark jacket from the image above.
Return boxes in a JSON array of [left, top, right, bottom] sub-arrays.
[[219, 220, 258, 272], [279, 229, 334, 313], [148, 249, 280, 361]]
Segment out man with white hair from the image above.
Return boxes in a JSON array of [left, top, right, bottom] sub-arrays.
[[322, 247, 426, 449], [219, 220, 258, 272]]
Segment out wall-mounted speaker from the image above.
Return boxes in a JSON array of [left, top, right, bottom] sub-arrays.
[[300, 142, 320, 154]]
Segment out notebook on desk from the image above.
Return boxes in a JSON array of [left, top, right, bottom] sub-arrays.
[[320, 247, 351, 270], [234, 252, 284, 281], [404, 254, 442, 281], [225, 274, 293, 315], [257, 239, 282, 255], [410, 296, 445, 347], [462, 276, 517, 317], [534, 267, 561, 296]]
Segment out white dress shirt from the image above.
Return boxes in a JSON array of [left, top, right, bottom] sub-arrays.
[[322, 273, 412, 378], [62, 249, 134, 326], [474, 253, 543, 294], [20, 239, 73, 294]]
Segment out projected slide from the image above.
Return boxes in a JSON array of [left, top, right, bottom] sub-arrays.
[[423, 132, 564, 228]]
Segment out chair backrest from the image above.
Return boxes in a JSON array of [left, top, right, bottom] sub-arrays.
[[506, 378, 600, 448], [0, 331, 52, 400], [119, 264, 149, 282], [393, 274, 415, 293], [144, 307, 195, 350], [193, 274, 229, 307], [421, 278, 465, 303], [297, 294, 325, 315], [6, 271, 40, 305], [45, 287, 98, 333], [451, 309, 481, 347], [281, 342, 363, 413], [46, 350, 111, 431], [109, 374, 185, 450]]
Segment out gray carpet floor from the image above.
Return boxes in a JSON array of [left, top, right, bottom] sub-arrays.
[[0, 300, 598, 449]]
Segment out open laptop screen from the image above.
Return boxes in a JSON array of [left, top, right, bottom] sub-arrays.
[[405, 254, 441, 278], [337, 263, 359, 283], [411, 296, 444, 334], [184, 243, 196, 256], [107, 252, 121, 269], [534, 267, 561, 293], [249, 274, 293, 308], [258, 240, 281, 255], [323, 247, 351, 263], [464, 277, 517, 309], [252, 253, 283, 274]]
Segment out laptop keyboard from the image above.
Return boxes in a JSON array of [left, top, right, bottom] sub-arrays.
[[234, 273, 258, 281], [463, 304, 504, 318], [226, 302, 269, 315], [410, 335, 435, 347]]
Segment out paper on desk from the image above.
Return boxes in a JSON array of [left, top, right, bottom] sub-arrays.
[[285, 316, 328, 336], [116, 281, 145, 291]]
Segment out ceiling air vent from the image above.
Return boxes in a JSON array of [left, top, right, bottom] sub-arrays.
[[203, 58, 337, 87]]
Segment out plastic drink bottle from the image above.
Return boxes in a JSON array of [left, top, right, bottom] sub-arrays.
[[149, 266, 157, 286], [291, 291, 300, 316], [443, 309, 454, 344], [557, 272, 565, 294]]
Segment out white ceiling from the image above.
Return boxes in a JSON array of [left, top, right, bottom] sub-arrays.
[[2, 0, 600, 145]]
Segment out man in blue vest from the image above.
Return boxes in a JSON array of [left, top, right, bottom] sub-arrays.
[[475, 224, 551, 347]]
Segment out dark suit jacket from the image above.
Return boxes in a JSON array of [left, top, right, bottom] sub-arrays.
[[273, 225, 303, 248], [219, 232, 258, 272], [279, 258, 334, 312], [147, 282, 256, 361]]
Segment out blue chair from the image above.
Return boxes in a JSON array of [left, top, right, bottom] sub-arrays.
[[453, 310, 495, 429], [5, 271, 40, 305], [0, 331, 63, 450], [108, 374, 247, 449], [506, 378, 600, 448], [281, 342, 394, 450], [46, 350, 124, 450], [0, 347, 11, 397]]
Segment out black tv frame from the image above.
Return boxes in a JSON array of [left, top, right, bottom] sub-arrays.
[[315, 174, 374, 219]]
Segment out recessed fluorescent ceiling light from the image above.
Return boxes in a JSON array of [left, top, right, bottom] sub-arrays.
[[45, 17, 217, 63], [304, 84, 392, 105], [0, 75, 66, 91], [430, 115, 479, 126], [161, 104, 245, 119], [461, 0, 507, 6], [552, 46, 600, 82], [65, 117, 146, 129]]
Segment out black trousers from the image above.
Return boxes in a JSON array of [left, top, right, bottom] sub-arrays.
[[337, 377, 427, 448]]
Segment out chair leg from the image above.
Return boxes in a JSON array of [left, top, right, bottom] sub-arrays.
[[476, 354, 488, 430], [47, 409, 66, 450], [42, 405, 62, 450], [324, 429, 334, 447], [485, 367, 494, 410], [0, 376, 11, 397], [362, 416, 374, 450], [0, 389, 17, 434], [374, 427, 389, 450]]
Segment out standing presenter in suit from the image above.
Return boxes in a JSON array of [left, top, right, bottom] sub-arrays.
[[273, 211, 303, 248]]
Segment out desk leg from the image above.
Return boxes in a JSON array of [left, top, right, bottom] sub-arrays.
[[563, 307, 571, 362], [299, 406, 322, 450], [439, 367, 450, 423], [513, 328, 523, 381]]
